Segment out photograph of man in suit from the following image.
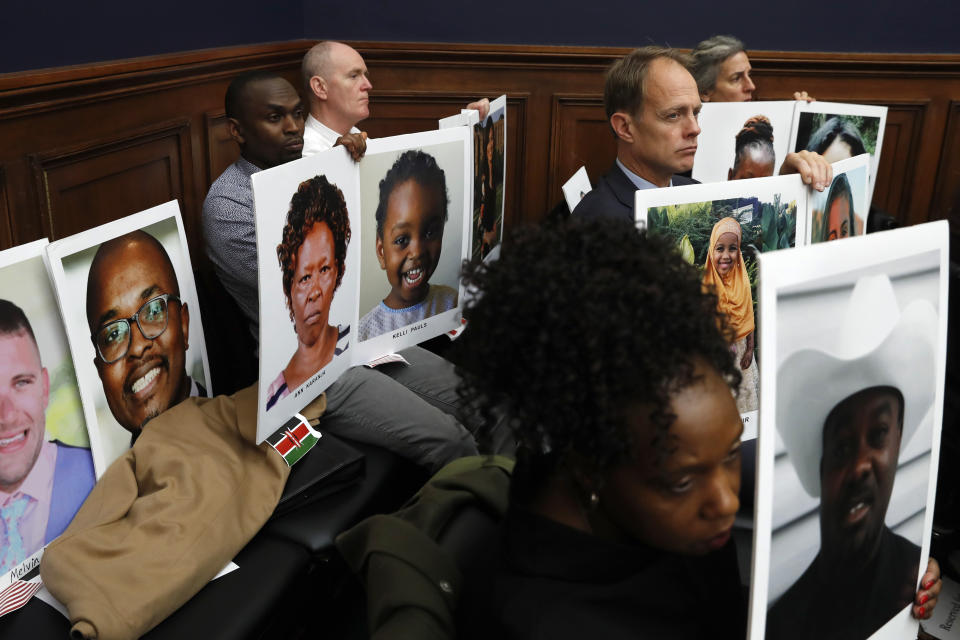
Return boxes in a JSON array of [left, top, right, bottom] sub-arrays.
[[84, 230, 205, 437], [0, 299, 94, 572]]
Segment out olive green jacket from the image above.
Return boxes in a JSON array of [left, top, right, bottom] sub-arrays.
[[337, 455, 514, 640]]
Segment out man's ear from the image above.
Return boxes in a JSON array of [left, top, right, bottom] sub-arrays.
[[227, 117, 245, 146], [310, 75, 328, 100], [728, 167, 735, 181], [375, 235, 387, 270], [610, 111, 635, 143], [180, 301, 190, 352]]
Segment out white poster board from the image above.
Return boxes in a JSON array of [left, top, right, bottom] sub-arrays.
[[788, 101, 887, 210], [0, 240, 94, 594], [251, 127, 472, 443], [751, 221, 947, 640], [636, 175, 808, 439], [440, 94, 507, 261], [45, 202, 210, 474], [692, 101, 799, 185]]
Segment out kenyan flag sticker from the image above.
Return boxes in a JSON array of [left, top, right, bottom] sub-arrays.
[[266, 414, 321, 467]]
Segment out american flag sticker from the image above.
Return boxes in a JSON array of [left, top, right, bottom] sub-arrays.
[[266, 414, 321, 467], [0, 559, 42, 618]]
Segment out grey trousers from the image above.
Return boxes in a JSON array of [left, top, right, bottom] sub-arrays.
[[320, 346, 479, 473]]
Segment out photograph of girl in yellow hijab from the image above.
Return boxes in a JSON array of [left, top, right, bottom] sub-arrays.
[[644, 193, 800, 415], [702, 217, 758, 412]]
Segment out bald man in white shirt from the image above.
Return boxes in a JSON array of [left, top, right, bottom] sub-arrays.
[[301, 41, 489, 160]]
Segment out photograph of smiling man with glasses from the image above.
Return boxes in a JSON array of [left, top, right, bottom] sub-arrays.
[[47, 207, 210, 473], [85, 229, 206, 443]]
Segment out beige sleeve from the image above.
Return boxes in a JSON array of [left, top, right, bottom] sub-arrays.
[[40, 383, 293, 640]]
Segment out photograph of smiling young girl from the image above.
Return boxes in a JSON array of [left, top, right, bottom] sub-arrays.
[[251, 148, 360, 442], [637, 175, 806, 434], [356, 128, 470, 357], [752, 222, 947, 640], [44, 203, 210, 474]]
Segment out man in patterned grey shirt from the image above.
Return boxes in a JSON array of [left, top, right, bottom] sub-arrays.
[[201, 70, 478, 472]]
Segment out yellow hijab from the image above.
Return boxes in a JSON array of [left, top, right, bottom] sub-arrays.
[[702, 217, 754, 340]]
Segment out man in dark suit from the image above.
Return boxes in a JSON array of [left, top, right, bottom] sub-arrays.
[[574, 46, 831, 223]]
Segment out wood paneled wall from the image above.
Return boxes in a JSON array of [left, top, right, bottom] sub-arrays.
[[1, 41, 959, 261]]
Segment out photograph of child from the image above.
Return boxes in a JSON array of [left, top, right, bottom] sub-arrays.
[[642, 186, 800, 419], [266, 175, 352, 412], [692, 101, 797, 185], [702, 217, 759, 414], [807, 155, 869, 245], [473, 98, 506, 260], [754, 223, 947, 640], [0, 241, 94, 580], [45, 205, 210, 474], [357, 135, 466, 345]]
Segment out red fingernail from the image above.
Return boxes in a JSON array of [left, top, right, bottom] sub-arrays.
[[920, 594, 929, 605], [924, 580, 935, 590], [919, 606, 925, 617]]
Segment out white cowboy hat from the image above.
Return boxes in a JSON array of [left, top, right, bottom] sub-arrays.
[[776, 274, 937, 497]]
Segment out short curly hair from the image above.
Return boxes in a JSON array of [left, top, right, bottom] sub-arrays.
[[453, 218, 741, 499], [374, 149, 449, 238], [277, 175, 351, 311]]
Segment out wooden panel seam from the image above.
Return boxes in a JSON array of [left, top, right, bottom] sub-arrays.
[[29, 117, 192, 239]]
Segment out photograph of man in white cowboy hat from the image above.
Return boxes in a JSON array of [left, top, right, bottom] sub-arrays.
[[765, 264, 940, 640]]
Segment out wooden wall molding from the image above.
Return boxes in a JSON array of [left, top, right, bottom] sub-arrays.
[[936, 102, 960, 215], [1, 40, 958, 256], [548, 94, 609, 200], [28, 118, 193, 243], [0, 168, 10, 249], [872, 102, 928, 218], [0, 42, 310, 120]]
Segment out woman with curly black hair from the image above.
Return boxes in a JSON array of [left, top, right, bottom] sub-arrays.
[[454, 217, 748, 639], [267, 174, 351, 410]]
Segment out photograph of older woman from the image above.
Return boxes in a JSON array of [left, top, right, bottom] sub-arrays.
[[474, 115, 504, 259], [266, 175, 351, 411], [729, 115, 775, 180], [703, 217, 759, 413], [358, 150, 457, 341], [453, 218, 748, 639], [812, 172, 858, 244]]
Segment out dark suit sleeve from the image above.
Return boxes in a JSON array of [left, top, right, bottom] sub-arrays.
[[571, 178, 634, 223]]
